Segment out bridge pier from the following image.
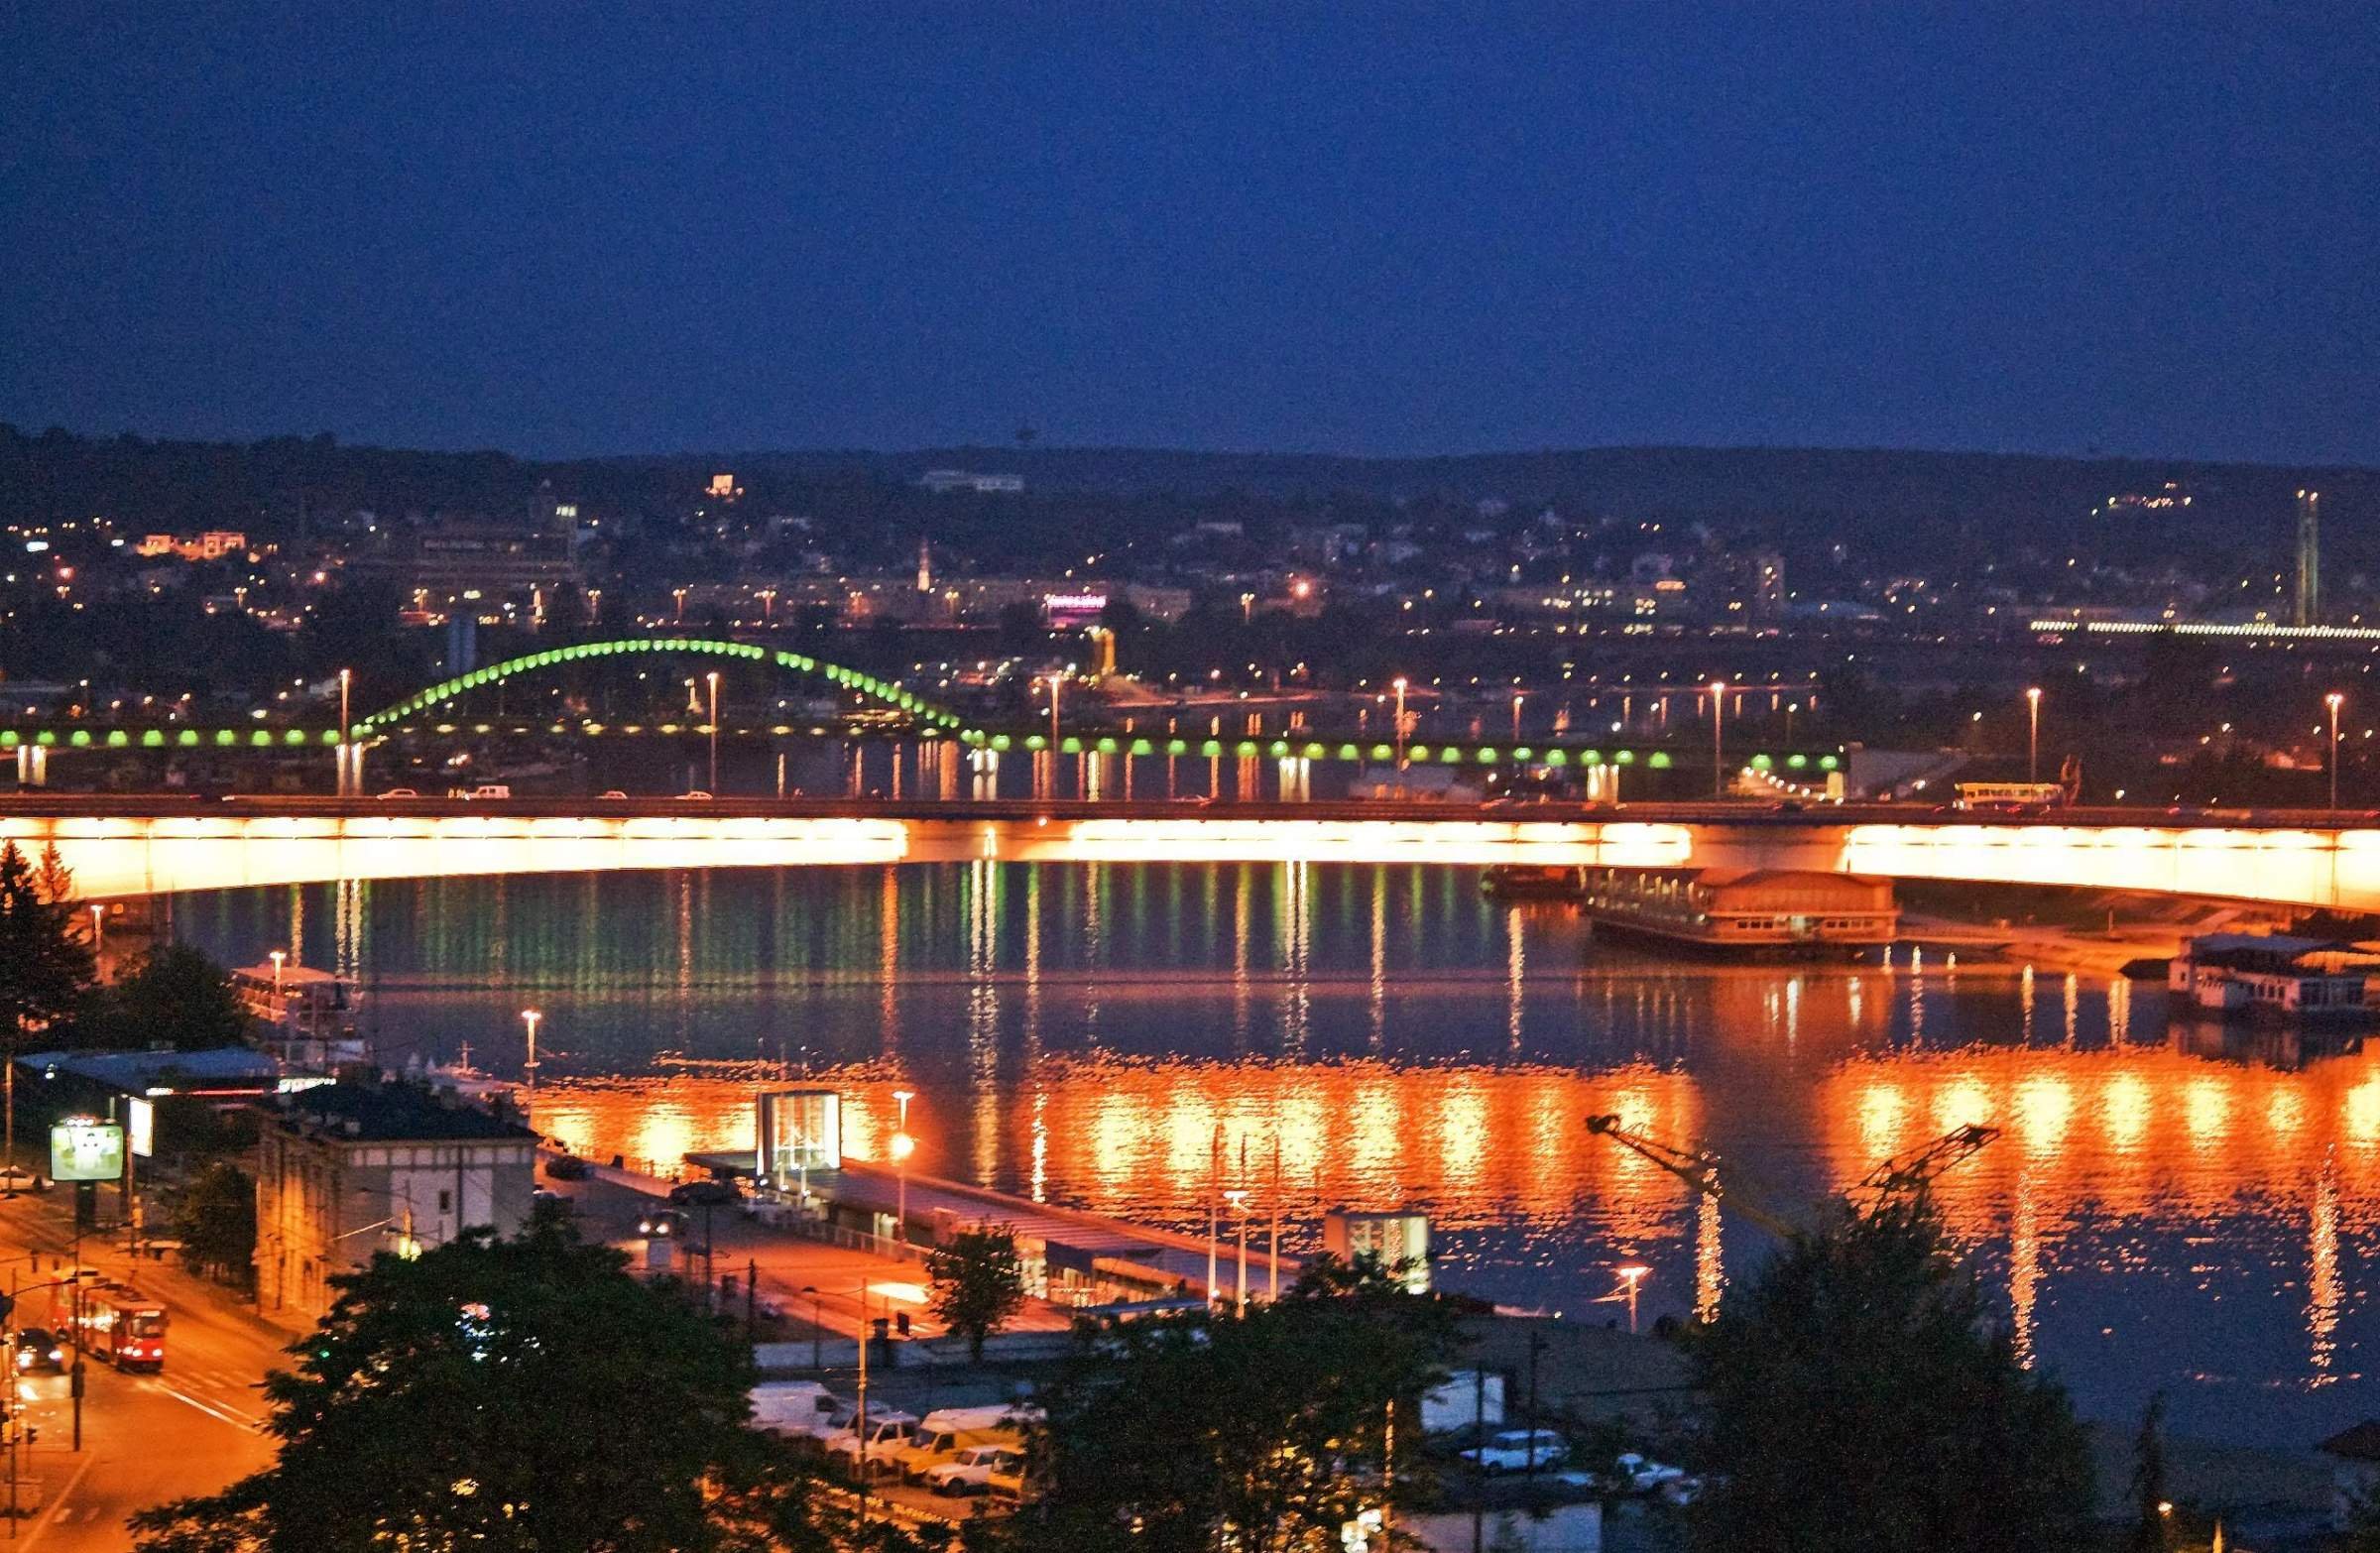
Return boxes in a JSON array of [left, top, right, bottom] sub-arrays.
[[14, 746, 47, 787], [970, 747, 1002, 801], [1276, 756, 1311, 801]]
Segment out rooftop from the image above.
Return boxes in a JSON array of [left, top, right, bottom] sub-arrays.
[[19, 1046, 282, 1096], [267, 1081, 536, 1144]]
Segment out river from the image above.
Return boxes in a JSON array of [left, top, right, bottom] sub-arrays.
[[174, 862, 2376, 1449]]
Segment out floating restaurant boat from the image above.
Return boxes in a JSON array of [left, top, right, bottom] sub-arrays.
[[231, 961, 368, 1072], [2166, 933, 2380, 1023], [1574, 866, 1898, 954]]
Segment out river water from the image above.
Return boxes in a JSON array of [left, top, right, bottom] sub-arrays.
[[175, 863, 2377, 1449]]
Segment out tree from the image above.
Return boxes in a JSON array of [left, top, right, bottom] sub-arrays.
[[2126, 1392, 2173, 1553], [32, 842, 72, 906], [0, 841, 93, 1044], [85, 944, 251, 1050], [927, 1225, 1027, 1362], [131, 1219, 883, 1553], [1011, 1256, 1457, 1553], [1690, 1195, 2094, 1553], [173, 1160, 257, 1288]]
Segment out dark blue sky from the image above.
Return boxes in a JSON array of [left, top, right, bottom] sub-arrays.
[[3, 6, 2374, 462]]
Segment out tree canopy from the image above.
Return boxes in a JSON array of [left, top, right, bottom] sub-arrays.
[[170, 1159, 257, 1289], [0, 841, 94, 1044], [130, 1218, 898, 1553], [1689, 1194, 2094, 1553], [1004, 1257, 1457, 1553], [927, 1225, 1027, 1362], [83, 943, 252, 1051]]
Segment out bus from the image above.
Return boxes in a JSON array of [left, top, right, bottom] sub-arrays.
[[54, 1280, 168, 1371], [1953, 781, 2068, 812]]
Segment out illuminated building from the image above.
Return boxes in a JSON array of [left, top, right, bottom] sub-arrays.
[[255, 1082, 536, 1319]]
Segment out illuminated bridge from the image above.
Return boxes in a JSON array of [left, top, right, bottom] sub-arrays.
[[3, 795, 2378, 912]]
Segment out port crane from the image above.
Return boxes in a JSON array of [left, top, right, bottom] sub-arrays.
[[1582, 1114, 1999, 1240]]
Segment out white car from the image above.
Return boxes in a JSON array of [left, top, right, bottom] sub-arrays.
[[0, 1166, 41, 1194], [1461, 1428, 1568, 1474], [1614, 1452, 1688, 1493], [822, 1413, 917, 1476], [924, 1445, 1025, 1496]]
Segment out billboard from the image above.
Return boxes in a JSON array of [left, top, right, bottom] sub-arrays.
[[127, 1097, 155, 1160], [51, 1119, 125, 1183]]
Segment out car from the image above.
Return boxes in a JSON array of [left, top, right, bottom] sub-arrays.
[[12, 1328, 63, 1374], [0, 1165, 43, 1194], [1460, 1428, 1568, 1474], [823, 1414, 919, 1477], [530, 1187, 572, 1213], [667, 1178, 742, 1208], [985, 1454, 1035, 1503], [678, 790, 715, 800], [542, 1152, 590, 1181], [637, 1208, 690, 1240], [598, 789, 628, 799], [924, 1445, 1024, 1496], [377, 787, 418, 798]]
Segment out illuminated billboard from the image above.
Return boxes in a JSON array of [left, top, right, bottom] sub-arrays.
[[51, 1119, 124, 1183]]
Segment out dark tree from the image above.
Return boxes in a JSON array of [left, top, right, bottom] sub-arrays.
[[1012, 1257, 1457, 1553], [0, 841, 94, 1044], [32, 842, 73, 906], [172, 1160, 257, 1287], [1690, 1195, 2094, 1553], [130, 1219, 885, 1553], [2126, 1392, 2173, 1553], [86, 944, 251, 1050], [927, 1225, 1026, 1362]]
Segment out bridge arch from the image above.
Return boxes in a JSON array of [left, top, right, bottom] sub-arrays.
[[358, 637, 968, 735]]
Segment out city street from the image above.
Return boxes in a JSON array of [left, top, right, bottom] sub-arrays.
[[0, 1190, 284, 1550]]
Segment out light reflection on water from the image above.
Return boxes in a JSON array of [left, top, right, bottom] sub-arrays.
[[177, 862, 2378, 1448]]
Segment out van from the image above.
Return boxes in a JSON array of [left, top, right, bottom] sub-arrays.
[[822, 1412, 918, 1477], [887, 1423, 1016, 1483], [750, 1382, 848, 1440], [917, 1403, 1041, 1436]]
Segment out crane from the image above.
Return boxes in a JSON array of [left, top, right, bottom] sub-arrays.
[[1582, 1114, 2000, 1240], [1582, 1113, 1797, 1239]]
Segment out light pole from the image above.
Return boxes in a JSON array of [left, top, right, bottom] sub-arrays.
[[1392, 677, 1409, 768], [88, 904, 103, 956], [798, 1284, 825, 1371], [520, 1009, 541, 1087], [269, 949, 286, 991], [338, 666, 352, 795], [2026, 686, 2042, 783], [890, 1089, 915, 1244], [1616, 1263, 1649, 1335], [1510, 690, 1524, 743], [1709, 679, 1728, 797], [1225, 1187, 1250, 1315], [705, 670, 720, 794], [2329, 691, 2345, 809]]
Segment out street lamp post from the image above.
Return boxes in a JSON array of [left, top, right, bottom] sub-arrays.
[[890, 1089, 914, 1244], [1709, 679, 1728, 797], [337, 666, 352, 795], [520, 1009, 541, 1088], [1392, 677, 1409, 768], [269, 949, 286, 991], [1225, 1187, 1250, 1315], [705, 671, 720, 794], [1047, 674, 1062, 751], [2329, 692, 2346, 809], [2026, 686, 2043, 783], [799, 1284, 825, 1372], [1510, 690, 1524, 743], [1616, 1264, 1649, 1335]]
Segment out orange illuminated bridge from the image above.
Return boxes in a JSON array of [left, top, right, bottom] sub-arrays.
[[5, 793, 2380, 911]]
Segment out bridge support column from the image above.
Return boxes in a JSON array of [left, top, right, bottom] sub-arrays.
[[969, 747, 1001, 801], [334, 742, 366, 797], [15, 746, 46, 787], [1276, 756, 1311, 801]]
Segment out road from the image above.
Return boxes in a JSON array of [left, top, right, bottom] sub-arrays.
[[0, 1191, 283, 1550]]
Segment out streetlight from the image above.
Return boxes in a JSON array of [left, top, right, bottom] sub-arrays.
[[521, 1009, 541, 1087], [1224, 1187, 1250, 1315], [890, 1089, 915, 1244], [1708, 679, 1728, 797], [2329, 691, 2345, 809], [799, 1284, 826, 1372], [1046, 674, 1062, 750], [705, 671, 720, 794], [1615, 1264, 1649, 1335], [269, 949, 286, 991], [1510, 689, 1524, 743], [338, 666, 352, 795], [2025, 686, 2042, 783], [1392, 677, 1409, 768]]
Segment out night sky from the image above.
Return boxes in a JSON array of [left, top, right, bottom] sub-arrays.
[[3, 7, 2374, 462]]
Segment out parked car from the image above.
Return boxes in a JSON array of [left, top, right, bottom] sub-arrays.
[[598, 790, 628, 799], [637, 1209, 689, 1240], [0, 1165, 44, 1194], [376, 787, 417, 798], [924, 1445, 1024, 1496], [667, 1178, 742, 1208], [750, 1382, 851, 1440], [13, 1328, 63, 1374], [823, 1413, 919, 1477], [542, 1153, 590, 1181], [1460, 1428, 1568, 1474], [887, 1423, 1017, 1483]]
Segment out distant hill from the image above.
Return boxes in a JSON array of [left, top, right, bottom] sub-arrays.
[[4, 423, 2370, 573]]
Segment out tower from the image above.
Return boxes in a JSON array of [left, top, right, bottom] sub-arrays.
[[2297, 489, 2321, 627]]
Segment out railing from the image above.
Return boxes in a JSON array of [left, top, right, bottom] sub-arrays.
[[777, 1211, 932, 1267]]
